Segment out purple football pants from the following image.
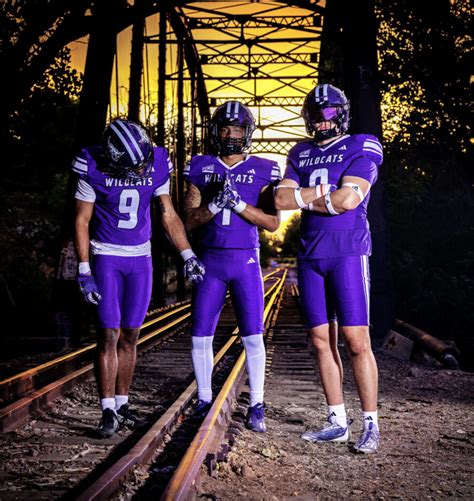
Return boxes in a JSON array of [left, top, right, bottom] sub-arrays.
[[192, 248, 264, 337], [298, 255, 370, 328], [92, 254, 153, 329]]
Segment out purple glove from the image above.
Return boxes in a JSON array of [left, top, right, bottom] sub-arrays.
[[184, 256, 206, 284], [77, 274, 102, 305]]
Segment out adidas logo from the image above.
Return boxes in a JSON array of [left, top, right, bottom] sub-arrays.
[[248, 168, 256, 174], [247, 257, 256, 264], [202, 164, 215, 173], [338, 145, 347, 150]]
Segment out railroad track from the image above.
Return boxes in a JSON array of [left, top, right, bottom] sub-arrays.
[[0, 268, 286, 500], [0, 268, 282, 432]]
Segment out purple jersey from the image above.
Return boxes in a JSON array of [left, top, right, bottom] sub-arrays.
[[185, 155, 281, 249], [72, 146, 172, 248], [285, 134, 383, 258]]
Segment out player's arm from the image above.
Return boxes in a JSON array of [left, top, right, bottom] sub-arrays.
[[183, 182, 216, 231], [157, 194, 194, 251], [310, 175, 371, 215], [74, 199, 103, 305], [74, 200, 94, 264], [157, 193, 206, 283], [236, 184, 280, 232], [273, 178, 330, 210]]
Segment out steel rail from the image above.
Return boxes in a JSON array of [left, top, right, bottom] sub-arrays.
[[75, 272, 286, 500], [163, 269, 287, 500], [0, 302, 192, 404], [0, 271, 283, 432], [0, 311, 191, 432], [0, 270, 281, 405]]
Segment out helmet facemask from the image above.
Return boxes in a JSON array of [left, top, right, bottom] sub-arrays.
[[302, 84, 350, 143], [209, 101, 256, 156]]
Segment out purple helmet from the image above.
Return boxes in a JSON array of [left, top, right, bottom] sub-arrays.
[[302, 84, 350, 142], [103, 119, 154, 179], [209, 101, 256, 155]]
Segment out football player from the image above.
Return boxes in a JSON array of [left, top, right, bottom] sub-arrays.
[[275, 84, 382, 453], [73, 119, 205, 438], [184, 101, 281, 432]]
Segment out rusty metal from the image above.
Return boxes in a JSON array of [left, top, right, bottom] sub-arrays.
[[162, 270, 287, 500], [395, 319, 460, 370], [0, 302, 192, 405], [74, 273, 286, 500], [0, 311, 192, 431], [162, 351, 247, 501]]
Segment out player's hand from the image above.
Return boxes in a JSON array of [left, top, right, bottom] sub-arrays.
[[208, 189, 233, 214], [184, 256, 206, 284], [224, 173, 247, 213], [77, 274, 102, 305]]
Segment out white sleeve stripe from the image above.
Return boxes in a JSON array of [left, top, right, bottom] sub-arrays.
[[363, 141, 382, 151], [153, 179, 170, 197], [74, 155, 87, 163], [72, 162, 87, 173], [363, 146, 383, 156], [363, 142, 383, 153], [365, 139, 382, 146]]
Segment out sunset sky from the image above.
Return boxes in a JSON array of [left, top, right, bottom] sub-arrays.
[[67, 2, 323, 230]]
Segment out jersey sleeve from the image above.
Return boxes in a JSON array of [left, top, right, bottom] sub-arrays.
[[270, 161, 283, 183], [184, 157, 201, 186], [343, 156, 378, 185], [360, 135, 383, 166], [183, 161, 191, 182], [152, 148, 173, 197], [75, 179, 96, 202], [71, 150, 89, 177], [283, 157, 300, 185]]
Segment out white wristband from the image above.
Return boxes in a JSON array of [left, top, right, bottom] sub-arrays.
[[233, 200, 247, 213], [294, 188, 308, 209], [180, 249, 196, 261], [208, 202, 222, 215], [78, 262, 91, 275], [314, 184, 331, 199], [342, 182, 365, 201], [324, 192, 340, 215]]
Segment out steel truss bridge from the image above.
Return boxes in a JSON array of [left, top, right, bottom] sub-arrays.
[[127, 1, 326, 159]]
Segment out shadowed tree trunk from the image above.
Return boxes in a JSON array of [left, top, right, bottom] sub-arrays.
[[341, 0, 394, 339], [51, 1, 123, 345]]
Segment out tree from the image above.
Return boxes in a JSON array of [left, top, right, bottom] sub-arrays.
[[375, 0, 473, 353], [280, 213, 301, 258], [0, 46, 84, 348]]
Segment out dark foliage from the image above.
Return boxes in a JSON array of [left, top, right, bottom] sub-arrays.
[[1, 47, 82, 318], [376, 0, 473, 348]]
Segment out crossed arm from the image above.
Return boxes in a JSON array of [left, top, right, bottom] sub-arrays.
[[274, 175, 371, 214], [184, 182, 280, 232]]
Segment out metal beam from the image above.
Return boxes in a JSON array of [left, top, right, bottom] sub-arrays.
[[200, 53, 318, 65], [144, 36, 321, 44], [186, 15, 322, 30]]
